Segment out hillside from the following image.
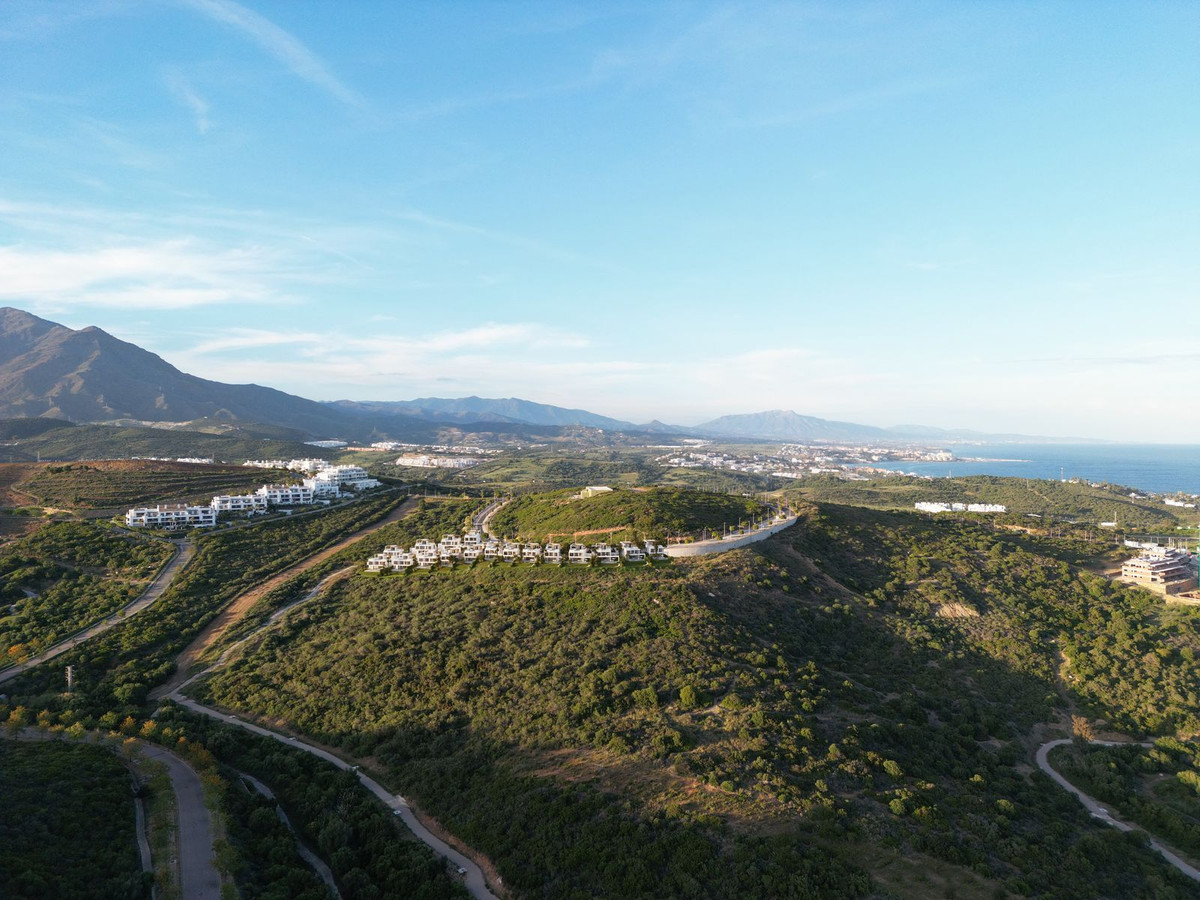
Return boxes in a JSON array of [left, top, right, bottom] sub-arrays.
[[488, 486, 768, 543], [0, 459, 294, 511], [0, 308, 361, 436], [332, 396, 640, 430], [787, 475, 1198, 531], [179, 500, 1200, 899]]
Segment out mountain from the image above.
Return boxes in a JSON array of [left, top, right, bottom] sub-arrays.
[[694, 409, 893, 442], [330, 396, 639, 430], [0, 307, 362, 438]]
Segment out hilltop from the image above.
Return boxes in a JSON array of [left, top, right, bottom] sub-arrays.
[[487, 486, 768, 543], [172, 498, 1200, 899]]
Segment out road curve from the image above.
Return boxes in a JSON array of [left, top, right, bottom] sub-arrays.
[[138, 742, 223, 900], [1037, 738, 1200, 882], [239, 771, 342, 898], [171, 696, 499, 900], [0, 538, 194, 686]]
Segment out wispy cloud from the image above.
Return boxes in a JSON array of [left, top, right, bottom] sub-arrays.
[[164, 69, 211, 133], [178, 0, 364, 109], [0, 240, 302, 310]]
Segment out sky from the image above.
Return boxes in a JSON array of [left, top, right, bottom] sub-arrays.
[[1, 1, 1197, 441]]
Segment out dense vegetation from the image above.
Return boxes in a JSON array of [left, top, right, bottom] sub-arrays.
[[17, 460, 297, 509], [488, 486, 767, 543], [788, 474, 1198, 532], [189, 501, 1200, 898], [151, 705, 469, 900], [0, 420, 332, 466], [3, 492, 405, 718], [1, 522, 173, 667], [0, 740, 144, 899], [1050, 739, 1200, 863]]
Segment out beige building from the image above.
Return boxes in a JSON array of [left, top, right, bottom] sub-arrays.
[[1119, 547, 1198, 596]]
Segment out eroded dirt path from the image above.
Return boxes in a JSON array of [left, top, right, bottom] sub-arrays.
[[149, 497, 418, 700]]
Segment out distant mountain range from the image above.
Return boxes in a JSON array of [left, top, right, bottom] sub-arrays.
[[0, 306, 1060, 444]]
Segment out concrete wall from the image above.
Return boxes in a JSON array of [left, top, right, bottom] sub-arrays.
[[664, 516, 798, 558]]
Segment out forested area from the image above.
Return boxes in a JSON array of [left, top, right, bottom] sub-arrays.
[[20, 460, 297, 509], [190, 500, 1200, 898], [1051, 739, 1200, 863], [3, 493, 405, 716], [489, 486, 766, 542], [789, 474, 1196, 531], [1, 522, 173, 667], [0, 741, 144, 899]]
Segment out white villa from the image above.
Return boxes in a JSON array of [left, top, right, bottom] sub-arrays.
[[366, 530, 666, 573]]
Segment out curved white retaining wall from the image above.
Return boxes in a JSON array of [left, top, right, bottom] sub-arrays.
[[664, 516, 798, 558]]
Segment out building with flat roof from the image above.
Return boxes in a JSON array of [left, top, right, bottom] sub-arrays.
[[1119, 547, 1198, 596]]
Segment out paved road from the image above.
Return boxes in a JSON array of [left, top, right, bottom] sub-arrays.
[[0, 538, 195, 686], [164, 562, 500, 900], [239, 771, 341, 898], [1037, 738, 1200, 882], [172, 696, 499, 900], [3, 730, 219, 898], [138, 743, 222, 900], [474, 499, 508, 538]]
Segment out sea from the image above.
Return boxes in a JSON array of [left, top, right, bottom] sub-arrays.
[[867, 444, 1200, 496]]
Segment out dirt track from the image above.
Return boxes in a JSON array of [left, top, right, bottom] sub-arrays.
[[149, 497, 417, 700]]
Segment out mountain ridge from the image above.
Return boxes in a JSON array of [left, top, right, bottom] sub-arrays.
[[0, 307, 1074, 444]]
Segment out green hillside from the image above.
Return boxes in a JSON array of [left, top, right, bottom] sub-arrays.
[[15, 460, 297, 510], [0, 741, 143, 899], [488, 486, 767, 542], [788, 474, 1197, 531], [186, 502, 1200, 899], [0, 420, 332, 465], [1, 521, 173, 667]]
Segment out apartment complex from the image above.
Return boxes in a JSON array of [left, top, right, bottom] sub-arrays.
[[1119, 547, 1198, 596]]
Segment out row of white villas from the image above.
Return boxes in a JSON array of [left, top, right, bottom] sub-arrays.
[[126, 465, 382, 529], [367, 531, 668, 572]]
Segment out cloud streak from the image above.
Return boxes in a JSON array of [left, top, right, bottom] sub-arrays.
[[164, 69, 211, 133], [179, 0, 364, 109]]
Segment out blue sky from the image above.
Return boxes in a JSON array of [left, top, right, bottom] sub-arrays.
[[1, 1, 1197, 440]]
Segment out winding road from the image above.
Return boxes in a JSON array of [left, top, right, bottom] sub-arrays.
[[4, 729, 220, 899], [138, 742, 223, 900], [171, 694, 500, 900], [1036, 738, 1200, 882], [0, 537, 194, 687]]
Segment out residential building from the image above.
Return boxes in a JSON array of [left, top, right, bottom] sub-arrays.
[[1120, 547, 1198, 595], [126, 504, 216, 529], [568, 543, 593, 565], [256, 484, 315, 506], [544, 543, 562, 564], [211, 494, 268, 514]]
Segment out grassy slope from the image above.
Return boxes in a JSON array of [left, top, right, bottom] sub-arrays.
[[1, 521, 173, 662], [0, 421, 329, 465], [194, 502, 1200, 899], [788, 475, 1197, 531], [15, 460, 297, 509], [0, 741, 143, 899], [488, 486, 766, 542]]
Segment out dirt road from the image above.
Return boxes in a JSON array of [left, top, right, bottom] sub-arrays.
[[150, 498, 416, 700]]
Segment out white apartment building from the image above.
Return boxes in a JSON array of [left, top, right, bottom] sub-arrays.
[[126, 503, 217, 529], [594, 544, 620, 565], [211, 494, 269, 514], [568, 543, 593, 564], [544, 543, 562, 564], [620, 541, 646, 562], [256, 484, 315, 506]]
